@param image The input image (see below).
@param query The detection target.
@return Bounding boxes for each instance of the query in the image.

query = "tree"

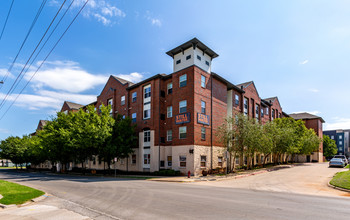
[323,135,337,158]
[0,136,26,169]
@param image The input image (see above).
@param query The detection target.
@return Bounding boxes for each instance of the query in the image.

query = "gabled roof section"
[289,112,325,123]
[263,97,277,103]
[166,38,219,58]
[236,81,253,89]
[65,101,83,110]
[282,111,290,117]
[211,72,245,93]
[111,75,134,86]
[261,99,272,107]
[126,74,167,90]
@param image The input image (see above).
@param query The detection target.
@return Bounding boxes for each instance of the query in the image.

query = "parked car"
[333,155,348,165]
[329,158,345,168]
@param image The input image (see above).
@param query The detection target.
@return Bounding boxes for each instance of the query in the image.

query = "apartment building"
[323,129,350,157]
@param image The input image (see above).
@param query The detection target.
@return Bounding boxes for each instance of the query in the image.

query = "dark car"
[329,158,345,168]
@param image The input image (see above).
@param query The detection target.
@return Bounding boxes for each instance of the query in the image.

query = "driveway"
[193,162,349,197]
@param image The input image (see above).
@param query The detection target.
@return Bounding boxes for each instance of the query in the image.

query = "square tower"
[166,38,219,73]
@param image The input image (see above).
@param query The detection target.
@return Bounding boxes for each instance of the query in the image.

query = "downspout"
[210,75,213,170]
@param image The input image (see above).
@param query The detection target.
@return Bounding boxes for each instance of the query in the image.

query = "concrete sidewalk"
[148,164,297,183]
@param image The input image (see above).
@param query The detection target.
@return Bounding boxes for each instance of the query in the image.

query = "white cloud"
[115,72,144,83]
[300,59,309,65]
[146,11,162,27]
[0,128,10,134]
[308,88,319,93]
[25,60,108,93]
[324,117,350,130]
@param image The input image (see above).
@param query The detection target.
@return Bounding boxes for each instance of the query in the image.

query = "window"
[197,55,201,61]
[255,104,259,119]
[201,75,206,88]
[144,102,151,119]
[272,109,275,119]
[108,98,113,107]
[265,107,269,115]
[201,101,206,114]
[144,130,150,142]
[160,160,165,167]
[176,59,181,64]
[235,94,239,106]
[331,135,334,139]
[167,83,173,94]
[179,156,186,168]
[279,113,282,118]
[121,96,125,105]
[167,130,172,141]
[132,113,137,123]
[132,155,136,164]
[205,61,209,66]
[132,92,137,102]
[93,156,96,165]
[218,157,223,167]
[122,115,125,119]
[179,126,187,139]
[144,86,151,98]
[179,74,187,87]
[167,106,173,118]
[186,55,191,60]
[201,156,206,167]
[99,104,102,113]
[339,136,343,139]
[201,127,206,140]
[144,154,150,165]
[167,156,172,167]
[339,141,343,145]
[179,100,187,113]
[244,98,248,115]
[261,108,264,118]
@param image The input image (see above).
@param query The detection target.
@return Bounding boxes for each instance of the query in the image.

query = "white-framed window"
[218,157,223,167]
[108,98,113,115]
[132,92,137,102]
[144,85,151,98]
[144,102,151,119]
[201,127,206,140]
[179,156,186,168]
[339,135,343,140]
[261,108,264,118]
[244,98,248,115]
[201,156,206,167]
[132,113,136,123]
[167,106,173,118]
[167,83,173,94]
[167,130,172,141]
[339,141,343,145]
[144,154,150,165]
[265,107,269,115]
[331,135,334,139]
[121,96,125,105]
[201,75,206,88]
[179,74,187,87]
[179,126,187,139]
[144,130,150,142]
[201,101,206,114]
[179,100,187,113]
[255,104,259,119]
[235,94,239,106]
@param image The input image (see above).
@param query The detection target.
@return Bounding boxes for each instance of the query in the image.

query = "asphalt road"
[0,166,349,220]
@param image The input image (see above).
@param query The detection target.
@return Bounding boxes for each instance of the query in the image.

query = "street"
[0,163,349,220]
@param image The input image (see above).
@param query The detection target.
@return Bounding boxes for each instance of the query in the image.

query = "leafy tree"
[0,136,26,169]
[323,135,337,158]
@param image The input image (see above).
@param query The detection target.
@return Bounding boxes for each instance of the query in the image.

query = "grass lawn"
[0,180,44,205]
[345,164,349,169]
[330,171,350,190]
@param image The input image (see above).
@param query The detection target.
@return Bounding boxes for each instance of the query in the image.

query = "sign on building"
[175,113,191,124]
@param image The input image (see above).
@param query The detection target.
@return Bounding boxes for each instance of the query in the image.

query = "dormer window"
[197,55,201,61]
[176,59,181,64]
[186,55,191,60]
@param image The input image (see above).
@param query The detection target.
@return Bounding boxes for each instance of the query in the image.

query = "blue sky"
[0,0,349,139]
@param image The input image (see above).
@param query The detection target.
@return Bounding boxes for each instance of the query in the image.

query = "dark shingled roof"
[289,112,325,123]
[166,38,219,58]
[65,101,84,110]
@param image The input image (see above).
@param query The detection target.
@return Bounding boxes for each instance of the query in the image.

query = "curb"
[0,193,49,209]
[327,182,350,193]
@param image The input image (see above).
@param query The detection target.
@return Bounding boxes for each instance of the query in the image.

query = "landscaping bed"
[0,180,44,205]
[330,171,350,190]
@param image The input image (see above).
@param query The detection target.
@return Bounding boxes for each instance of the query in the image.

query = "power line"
[13,0,76,94]
[0,0,47,90]
[0,0,89,121]
[0,0,15,41]
[0,0,67,110]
